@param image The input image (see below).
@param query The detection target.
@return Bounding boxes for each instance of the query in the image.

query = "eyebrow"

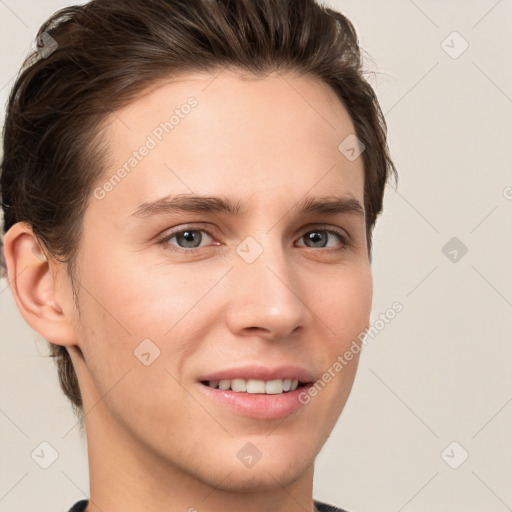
[131,193,365,220]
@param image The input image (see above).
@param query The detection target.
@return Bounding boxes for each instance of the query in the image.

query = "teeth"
[206,378,300,394]
[218,379,230,390]
[231,378,247,392]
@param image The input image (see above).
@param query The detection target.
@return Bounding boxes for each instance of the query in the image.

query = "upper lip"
[198,365,315,383]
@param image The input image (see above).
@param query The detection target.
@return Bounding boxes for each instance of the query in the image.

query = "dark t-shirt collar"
[67,498,348,511]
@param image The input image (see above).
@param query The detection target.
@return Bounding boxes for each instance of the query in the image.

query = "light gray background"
[1,1,511,511]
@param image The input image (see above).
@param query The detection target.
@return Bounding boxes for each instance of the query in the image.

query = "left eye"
[297,229,345,249]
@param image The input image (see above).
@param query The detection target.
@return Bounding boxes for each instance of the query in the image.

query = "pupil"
[307,231,326,247]
[178,230,201,248]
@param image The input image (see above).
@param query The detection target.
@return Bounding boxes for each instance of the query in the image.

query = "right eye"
[159,225,219,252]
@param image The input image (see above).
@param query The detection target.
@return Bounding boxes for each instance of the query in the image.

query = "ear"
[2,222,78,347]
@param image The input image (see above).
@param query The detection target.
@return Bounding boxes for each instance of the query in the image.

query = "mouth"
[196,371,315,420]
[196,365,316,420]
[199,378,311,395]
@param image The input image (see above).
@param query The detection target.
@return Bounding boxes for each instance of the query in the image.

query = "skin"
[4,69,373,512]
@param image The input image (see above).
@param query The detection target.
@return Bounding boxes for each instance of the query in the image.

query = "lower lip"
[196,382,311,420]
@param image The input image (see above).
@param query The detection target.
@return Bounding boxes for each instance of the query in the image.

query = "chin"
[196,440,315,493]
[208,462,309,493]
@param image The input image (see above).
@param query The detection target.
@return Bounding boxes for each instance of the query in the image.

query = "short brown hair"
[0,0,397,423]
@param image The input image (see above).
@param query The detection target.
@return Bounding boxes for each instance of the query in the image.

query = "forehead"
[94,70,364,217]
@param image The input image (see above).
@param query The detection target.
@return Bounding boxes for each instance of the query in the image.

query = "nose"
[224,243,312,342]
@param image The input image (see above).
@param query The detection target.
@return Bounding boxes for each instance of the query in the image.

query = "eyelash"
[157,224,351,254]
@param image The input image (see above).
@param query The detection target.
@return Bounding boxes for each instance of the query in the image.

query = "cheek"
[73,273,193,434]
[318,265,373,349]
[297,267,372,452]
[73,250,215,403]
[78,245,196,340]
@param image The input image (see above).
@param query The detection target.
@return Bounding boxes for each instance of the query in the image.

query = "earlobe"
[2,222,77,347]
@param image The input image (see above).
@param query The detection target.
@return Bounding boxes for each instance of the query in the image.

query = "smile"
[202,378,304,394]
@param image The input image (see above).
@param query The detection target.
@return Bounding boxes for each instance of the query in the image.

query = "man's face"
[66,70,372,491]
